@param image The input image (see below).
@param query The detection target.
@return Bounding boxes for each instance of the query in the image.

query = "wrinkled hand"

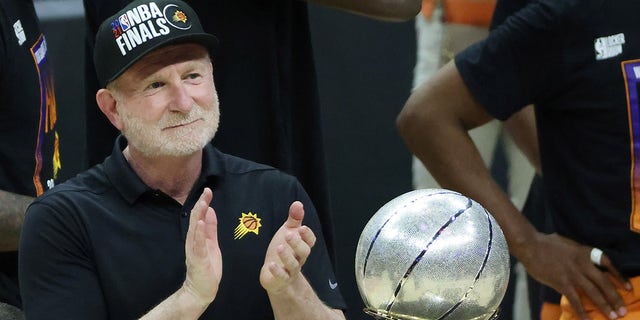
[260,201,317,294]
[183,188,222,306]
[521,233,630,319]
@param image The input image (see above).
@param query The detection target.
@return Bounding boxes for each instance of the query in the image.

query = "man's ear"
[96,88,124,131]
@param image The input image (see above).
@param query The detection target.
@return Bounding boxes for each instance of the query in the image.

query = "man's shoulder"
[219,152,275,172]
[214,150,295,180]
[530,0,602,23]
[34,164,112,205]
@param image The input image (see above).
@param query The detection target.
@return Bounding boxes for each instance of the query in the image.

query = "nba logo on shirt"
[13,20,25,45]
[594,33,625,60]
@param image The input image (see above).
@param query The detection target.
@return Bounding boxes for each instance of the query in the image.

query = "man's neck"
[123,147,202,204]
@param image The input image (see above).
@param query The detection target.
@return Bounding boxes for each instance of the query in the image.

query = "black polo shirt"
[19,136,346,319]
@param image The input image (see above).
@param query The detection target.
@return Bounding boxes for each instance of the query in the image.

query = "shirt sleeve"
[454,0,570,120]
[19,201,108,319]
[489,0,530,30]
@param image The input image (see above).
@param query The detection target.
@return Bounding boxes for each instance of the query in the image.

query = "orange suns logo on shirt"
[234,212,262,240]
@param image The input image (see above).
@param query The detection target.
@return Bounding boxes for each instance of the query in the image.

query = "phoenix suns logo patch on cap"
[164,4,191,29]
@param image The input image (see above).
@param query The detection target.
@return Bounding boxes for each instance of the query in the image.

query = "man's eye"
[149,82,163,89]
[188,73,201,80]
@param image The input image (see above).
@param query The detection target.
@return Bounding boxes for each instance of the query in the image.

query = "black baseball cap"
[93,0,218,87]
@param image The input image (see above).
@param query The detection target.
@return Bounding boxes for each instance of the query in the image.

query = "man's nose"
[168,83,193,112]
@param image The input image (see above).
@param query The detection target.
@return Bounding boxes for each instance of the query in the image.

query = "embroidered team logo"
[164,4,191,30]
[595,33,625,60]
[171,8,188,25]
[234,212,262,240]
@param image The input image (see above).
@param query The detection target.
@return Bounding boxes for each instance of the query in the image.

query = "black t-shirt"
[19,136,346,319]
[0,0,60,199]
[456,0,640,275]
[489,0,530,29]
[0,0,61,308]
[83,0,336,263]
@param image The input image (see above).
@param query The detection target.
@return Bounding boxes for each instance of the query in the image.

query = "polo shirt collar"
[103,135,223,205]
[102,135,147,204]
[201,140,223,179]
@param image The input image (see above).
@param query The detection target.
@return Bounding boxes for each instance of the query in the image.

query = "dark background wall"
[37,2,415,319]
[308,5,414,320]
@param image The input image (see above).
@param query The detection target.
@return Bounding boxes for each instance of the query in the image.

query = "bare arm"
[261,202,345,320]
[396,60,629,319]
[503,105,542,175]
[0,189,34,251]
[306,0,420,22]
[397,60,537,259]
[140,188,222,320]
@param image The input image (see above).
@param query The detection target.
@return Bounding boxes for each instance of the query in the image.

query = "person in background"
[398,0,640,319]
[412,1,551,318]
[0,0,63,318]
[82,0,421,266]
[19,0,346,318]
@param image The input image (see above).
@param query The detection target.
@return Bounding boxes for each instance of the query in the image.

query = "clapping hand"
[183,188,223,307]
[260,201,317,294]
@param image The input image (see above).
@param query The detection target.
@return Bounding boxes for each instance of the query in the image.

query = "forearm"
[417,124,537,255]
[0,189,34,251]
[397,66,541,262]
[307,0,420,22]
[268,275,345,320]
[503,104,542,175]
[139,286,210,320]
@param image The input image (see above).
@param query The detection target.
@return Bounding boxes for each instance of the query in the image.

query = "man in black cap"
[82,0,422,270]
[18,0,346,319]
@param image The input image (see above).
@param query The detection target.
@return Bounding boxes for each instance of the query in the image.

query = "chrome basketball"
[355,189,510,320]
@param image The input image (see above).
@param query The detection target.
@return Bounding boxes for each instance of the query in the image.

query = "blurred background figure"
[412,1,549,319]
[413,0,533,237]
[398,0,639,319]
[0,0,65,318]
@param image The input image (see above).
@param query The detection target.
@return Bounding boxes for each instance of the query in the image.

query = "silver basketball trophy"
[355,189,510,320]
